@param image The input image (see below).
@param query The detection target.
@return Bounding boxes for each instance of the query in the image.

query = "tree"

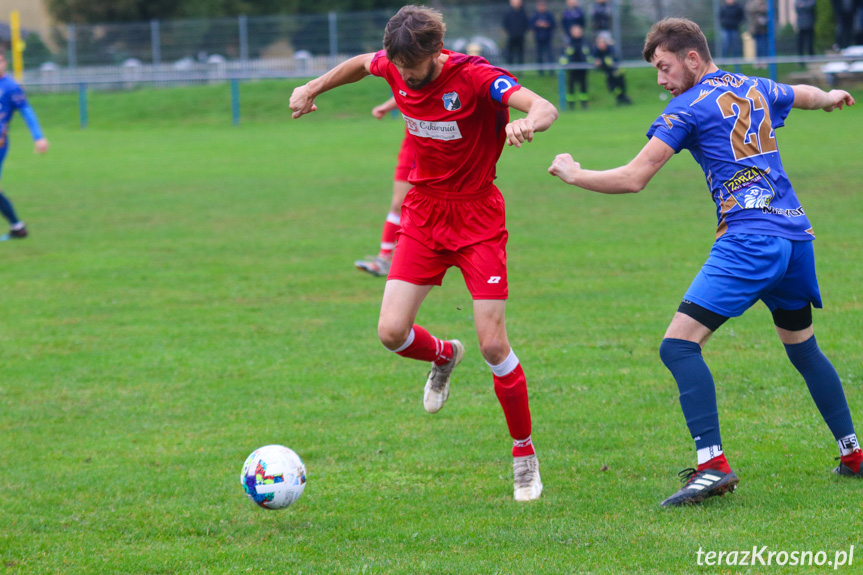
[45,0,492,24]
[44,0,184,24]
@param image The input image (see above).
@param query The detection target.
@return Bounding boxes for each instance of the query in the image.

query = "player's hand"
[34,138,49,154]
[823,90,855,112]
[371,105,388,119]
[548,153,581,185]
[505,118,535,147]
[290,84,318,119]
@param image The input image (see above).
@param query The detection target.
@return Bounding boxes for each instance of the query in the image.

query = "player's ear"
[434,42,444,58]
[686,50,699,70]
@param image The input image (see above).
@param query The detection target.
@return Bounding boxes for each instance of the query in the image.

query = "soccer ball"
[241,445,306,510]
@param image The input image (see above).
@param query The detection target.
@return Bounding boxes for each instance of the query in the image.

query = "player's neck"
[431,53,449,84]
[696,63,720,84]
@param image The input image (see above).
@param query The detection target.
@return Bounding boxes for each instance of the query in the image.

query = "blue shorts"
[0,146,6,180]
[684,234,822,318]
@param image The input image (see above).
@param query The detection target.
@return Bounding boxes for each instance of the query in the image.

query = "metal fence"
[19,0,842,93]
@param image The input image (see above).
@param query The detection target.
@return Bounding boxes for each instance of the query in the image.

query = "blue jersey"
[0,75,39,149]
[647,70,813,241]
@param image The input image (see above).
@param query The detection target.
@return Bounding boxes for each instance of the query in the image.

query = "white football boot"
[423,340,465,413]
[513,454,543,501]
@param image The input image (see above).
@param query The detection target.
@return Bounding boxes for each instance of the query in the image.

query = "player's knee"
[377,319,411,351]
[659,338,700,368]
[478,338,509,365]
[658,338,675,367]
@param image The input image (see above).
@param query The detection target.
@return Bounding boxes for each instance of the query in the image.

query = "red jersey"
[369,50,522,196]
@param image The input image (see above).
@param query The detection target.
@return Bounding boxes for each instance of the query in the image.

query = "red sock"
[697,453,731,474]
[493,364,533,456]
[378,213,400,260]
[513,436,535,458]
[395,325,453,365]
[841,449,863,474]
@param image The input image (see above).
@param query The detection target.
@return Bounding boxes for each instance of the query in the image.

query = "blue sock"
[0,192,20,225]
[784,336,855,440]
[659,338,722,450]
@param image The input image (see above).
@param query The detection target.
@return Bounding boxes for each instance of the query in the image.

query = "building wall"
[0,0,52,35]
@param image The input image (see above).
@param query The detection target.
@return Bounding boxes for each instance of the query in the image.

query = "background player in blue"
[0,50,49,241]
[548,18,860,507]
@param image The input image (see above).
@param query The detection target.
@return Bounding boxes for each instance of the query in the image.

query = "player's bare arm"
[290,53,375,119]
[548,136,674,193]
[791,85,855,112]
[372,96,398,119]
[504,88,558,147]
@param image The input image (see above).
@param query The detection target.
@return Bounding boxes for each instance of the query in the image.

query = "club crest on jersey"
[722,167,775,210]
[442,92,461,111]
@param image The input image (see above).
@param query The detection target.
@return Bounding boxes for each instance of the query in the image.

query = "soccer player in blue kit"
[0,50,49,241]
[548,18,860,506]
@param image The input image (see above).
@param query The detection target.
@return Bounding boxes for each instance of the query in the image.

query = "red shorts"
[388,185,509,300]
[393,136,416,182]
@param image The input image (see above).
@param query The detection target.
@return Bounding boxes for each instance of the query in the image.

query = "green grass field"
[1,69,861,574]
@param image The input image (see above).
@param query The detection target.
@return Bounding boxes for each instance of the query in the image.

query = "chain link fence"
[17,0,860,93]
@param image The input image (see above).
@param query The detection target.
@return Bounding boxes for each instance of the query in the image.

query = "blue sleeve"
[20,105,44,141]
[9,83,29,110]
[760,78,795,129]
[646,102,696,153]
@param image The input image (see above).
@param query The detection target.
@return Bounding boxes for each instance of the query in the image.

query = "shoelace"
[677,468,699,485]
[514,457,538,486]
[427,359,454,391]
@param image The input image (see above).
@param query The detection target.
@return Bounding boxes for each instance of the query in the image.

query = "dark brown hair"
[642,18,712,64]
[383,5,446,66]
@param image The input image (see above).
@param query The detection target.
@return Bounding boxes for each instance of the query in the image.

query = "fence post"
[67,24,77,72]
[239,15,249,63]
[767,0,777,81]
[78,83,88,129]
[151,19,162,67]
[328,12,338,65]
[231,78,240,126]
[557,67,567,112]
[612,0,622,56]
[712,0,722,59]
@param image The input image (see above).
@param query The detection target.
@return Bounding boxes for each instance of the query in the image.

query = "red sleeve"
[468,60,522,108]
[369,50,389,79]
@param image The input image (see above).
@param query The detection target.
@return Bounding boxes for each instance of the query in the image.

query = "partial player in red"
[354,96,415,277]
[291,5,558,500]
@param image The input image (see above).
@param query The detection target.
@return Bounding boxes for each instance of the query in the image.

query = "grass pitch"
[1,70,861,574]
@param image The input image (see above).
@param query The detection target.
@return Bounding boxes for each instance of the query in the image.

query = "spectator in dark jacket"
[561,0,586,40]
[503,0,531,65]
[591,0,613,33]
[796,0,817,57]
[593,33,631,105]
[720,0,746,58]
[746,0,769,60]
[531,0,556,75]
[830,0,858,49]
[560,24,590,109]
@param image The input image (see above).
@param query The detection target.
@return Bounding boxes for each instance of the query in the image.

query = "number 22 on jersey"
[717,85,779,161]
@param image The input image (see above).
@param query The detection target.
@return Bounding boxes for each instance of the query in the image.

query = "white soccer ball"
[241,444,306,510]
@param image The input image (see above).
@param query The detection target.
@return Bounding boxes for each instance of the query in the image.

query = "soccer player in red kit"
[290,5,558,501]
